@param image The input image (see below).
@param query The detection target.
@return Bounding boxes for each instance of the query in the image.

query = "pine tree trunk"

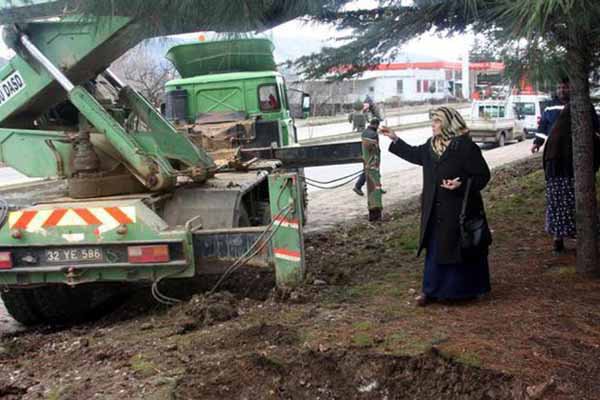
[567,44,599,276]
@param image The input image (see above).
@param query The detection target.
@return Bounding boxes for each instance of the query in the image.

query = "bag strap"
[459,178,473,223]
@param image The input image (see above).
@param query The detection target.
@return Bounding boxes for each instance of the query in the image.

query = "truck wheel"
[1,289,42,326]
[30,284,126,325]
[498,133,506,147]
[30,285,94,324]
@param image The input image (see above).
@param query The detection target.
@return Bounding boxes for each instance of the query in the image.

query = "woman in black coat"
[380,106,492,306]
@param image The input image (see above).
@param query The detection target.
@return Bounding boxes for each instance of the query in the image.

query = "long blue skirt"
[423,234,491,300]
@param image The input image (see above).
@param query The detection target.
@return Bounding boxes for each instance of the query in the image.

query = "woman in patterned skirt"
[536,98,600,254]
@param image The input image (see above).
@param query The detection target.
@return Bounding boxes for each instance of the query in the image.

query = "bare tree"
[111,45,178,107]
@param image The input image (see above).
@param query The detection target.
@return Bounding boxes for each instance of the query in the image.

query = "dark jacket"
[389,135,491,264]
[537,102,600,178]
[533,98,565,147]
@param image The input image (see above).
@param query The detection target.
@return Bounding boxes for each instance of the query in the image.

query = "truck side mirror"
[301,93,311,118]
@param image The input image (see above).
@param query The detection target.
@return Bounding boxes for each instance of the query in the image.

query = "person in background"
[355,118,384,222]
[531,77,600,254]
[353,101,386,197]
[363,94,383,121]
[348,101,368,132]
[380,106,492,306]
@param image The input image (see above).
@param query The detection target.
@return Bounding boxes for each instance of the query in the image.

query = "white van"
[508,94,551,138]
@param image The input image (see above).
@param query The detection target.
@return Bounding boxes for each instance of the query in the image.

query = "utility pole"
[462,46,470,99]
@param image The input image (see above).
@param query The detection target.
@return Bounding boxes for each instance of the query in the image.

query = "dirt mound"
[171,291,239,334]
[227,323,300,348]
[173,348,523,399]
[487,155,541,188]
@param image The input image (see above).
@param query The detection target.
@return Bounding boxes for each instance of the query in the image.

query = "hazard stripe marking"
[27,210,52,232]
[42,209,67,228]
[8,206,137,232]
[74,208,102,225]
[13,210,37,230]
[273,248,302,262]
[104,207,133,225]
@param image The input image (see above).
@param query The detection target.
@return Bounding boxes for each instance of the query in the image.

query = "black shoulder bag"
[459,178,489,249]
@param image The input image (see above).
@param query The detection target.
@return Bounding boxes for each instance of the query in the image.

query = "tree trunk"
[567,44,599,276]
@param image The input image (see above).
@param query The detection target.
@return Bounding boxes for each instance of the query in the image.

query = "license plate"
[45,248,103,263]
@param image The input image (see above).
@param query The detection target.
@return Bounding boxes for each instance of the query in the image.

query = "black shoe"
[552,239,564,255]
[368,209,382,222]
[353,187,364,196]
[415,293,430,307]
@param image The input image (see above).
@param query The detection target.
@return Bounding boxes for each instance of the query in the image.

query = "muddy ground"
[1,156,599,399]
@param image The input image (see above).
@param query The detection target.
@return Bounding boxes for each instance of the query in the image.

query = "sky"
[266,0,473,63]
[268,19,473,63]
[0,0,474,64]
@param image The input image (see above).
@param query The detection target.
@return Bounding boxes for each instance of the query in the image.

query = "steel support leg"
[268,173,305,287]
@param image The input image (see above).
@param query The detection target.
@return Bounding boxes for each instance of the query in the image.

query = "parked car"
[468,100,525,147]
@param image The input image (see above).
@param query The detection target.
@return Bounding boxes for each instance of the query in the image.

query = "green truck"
[163,39,308,158]
[0,2,360,325]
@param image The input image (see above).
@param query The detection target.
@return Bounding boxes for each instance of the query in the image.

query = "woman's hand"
[440,177,462,191]
[379,126,398,141]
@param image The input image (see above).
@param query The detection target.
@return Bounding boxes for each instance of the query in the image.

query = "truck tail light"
[128,245,170,264]
[0,252,13,269]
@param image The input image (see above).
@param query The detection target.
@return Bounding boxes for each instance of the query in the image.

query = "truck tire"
[498,132,506,147]
[30,285,95,324]
[1,289,43,326]
[29,284,127,325]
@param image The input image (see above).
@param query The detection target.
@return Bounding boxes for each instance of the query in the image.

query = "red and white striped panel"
[273,248,302,263]
[9,206,136,233]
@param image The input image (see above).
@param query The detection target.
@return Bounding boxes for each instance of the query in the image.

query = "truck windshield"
[259,84,281,112]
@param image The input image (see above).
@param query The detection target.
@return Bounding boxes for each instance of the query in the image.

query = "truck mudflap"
[0,199,193,286]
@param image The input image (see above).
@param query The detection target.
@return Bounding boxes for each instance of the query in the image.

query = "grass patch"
[440,349,483,368]
[544,265,577,277]
[321,286,365,304]
[352,332,374,347]
[130,354,158,378]
[352,321,373,331]
[382,330,449,356]
[46,386,76,400]
[47,388,61,400]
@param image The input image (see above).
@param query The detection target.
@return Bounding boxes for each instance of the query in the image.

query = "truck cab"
[162,39,307,165]
[165,71,297,148]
